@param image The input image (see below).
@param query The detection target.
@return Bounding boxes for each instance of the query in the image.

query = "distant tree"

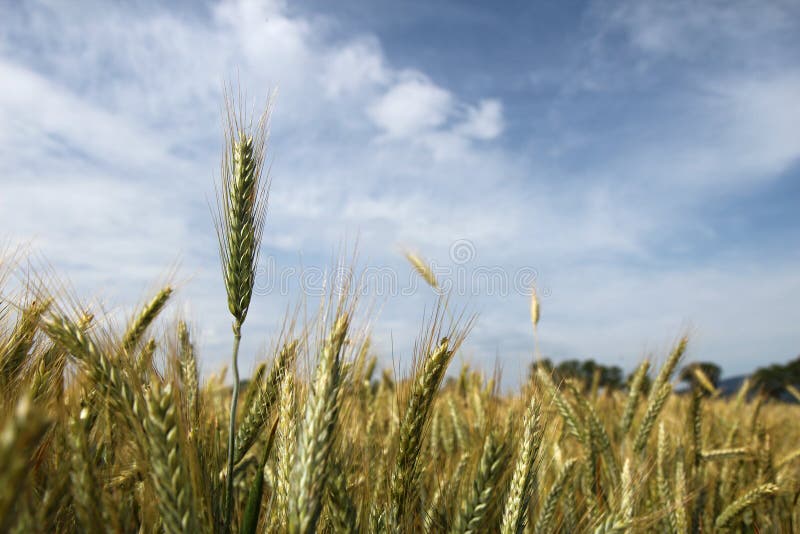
[528,358,623,391]
[752,355,800,398]
[529,358,554,374]
[602,365,623,390]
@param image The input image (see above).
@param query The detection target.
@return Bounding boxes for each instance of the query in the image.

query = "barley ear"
[42,314,146,434]
[656,423,677,533]
[673,446,688,534]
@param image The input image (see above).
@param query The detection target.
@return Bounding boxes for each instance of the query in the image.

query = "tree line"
[529,355,800,399]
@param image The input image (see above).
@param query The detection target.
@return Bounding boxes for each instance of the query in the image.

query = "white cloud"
[367,76,454,138]
[322,38,388,97]
[0,61,174,177]
[455,99,504,140]
[711,74,800,179]
[600,0,797,60]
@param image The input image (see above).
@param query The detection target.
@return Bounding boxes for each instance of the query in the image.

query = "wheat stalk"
[392,337,454,526]
[288,313,349,534]
[234,340,297,464]
[144,380,194,534]
[500,392,543,534]
[619,360,649,436]
[533,458,577,534]
[633,382,672,454]
[213,89,273,529]
[452,431,507,534]
[67,407,104,534]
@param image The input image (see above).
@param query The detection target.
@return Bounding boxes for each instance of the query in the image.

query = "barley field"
[1,99,799,534]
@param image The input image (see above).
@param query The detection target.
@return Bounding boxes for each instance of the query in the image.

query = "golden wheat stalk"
[67,407,104,534]
[452,431,507,534]
[288,314,349,533]
[500,392,543,534]
[392,337,454,527]
[144,380,194,534]
[533,458,577,534]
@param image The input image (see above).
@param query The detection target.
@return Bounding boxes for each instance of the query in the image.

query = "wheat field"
[1,98,799,533]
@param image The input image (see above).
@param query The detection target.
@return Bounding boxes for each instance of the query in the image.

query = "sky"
[1,0,799,385]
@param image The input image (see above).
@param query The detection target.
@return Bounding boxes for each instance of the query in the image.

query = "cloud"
[598,0,798,61]
[322,38,388,97]
[455,99,504,140]
[367,76,454,138]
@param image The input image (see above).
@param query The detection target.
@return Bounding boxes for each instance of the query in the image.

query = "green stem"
[225,321,242,532]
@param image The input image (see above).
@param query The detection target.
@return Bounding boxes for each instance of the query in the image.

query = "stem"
[225,321,242,532]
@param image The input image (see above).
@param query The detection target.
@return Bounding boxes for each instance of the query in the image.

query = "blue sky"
[1,0,799,384]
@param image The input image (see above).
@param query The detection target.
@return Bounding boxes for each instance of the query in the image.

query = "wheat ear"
[404,250,439,289]
[452,431,507,534]
[144,380,194,534]
[42,314,145,433]
[619,360,649,436]
[122,286,172,353]
[391,338,454,526]
[67,407,104,534]
[633,382,671,454]
[276,364,296,523]
[235,340,297,464]
[714,483,779,530]
[500,393,543,534]
[288,314,349,534]
[533,458,577,534]
[177,320,199,429]
[0,298,51,388]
